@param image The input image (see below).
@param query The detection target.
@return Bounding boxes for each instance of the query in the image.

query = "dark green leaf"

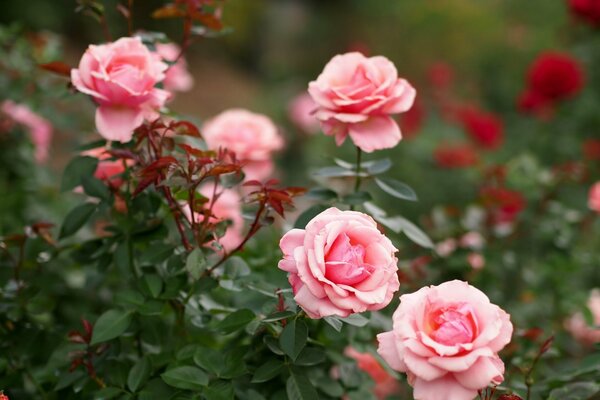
[185,248,207,280]
[306,187,338,201]
[341,191,372,205]
[279,319,308,361]
[375,177,417,201]
[93,387,122,399]
[340,314,370,327]
[82,175,111,200]
[294,348,326,366]
[59,203,97,239]
[61,156,98,191]
[203,380,234,400]
[216,309,256,334]
[91,309,132,345]
[294,204,329,229]
[323,316,343,332]
[313,166,355,178]
[141,274,163,298]
[127,357,152,392]
[365,158,392,175]
[286,370,318,400]
[194,347,223,376]
[161,366,208,390]
[251,359,284,383]
[262,311,296,323]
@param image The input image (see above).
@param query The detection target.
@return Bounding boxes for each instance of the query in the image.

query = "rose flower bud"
[71,37,170,142]
[308,52,416,152]
[278,207,400,318]
[377,280,513,400]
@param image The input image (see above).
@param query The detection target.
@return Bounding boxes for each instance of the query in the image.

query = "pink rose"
[467,253,485,270]
[308,52,416,152]
[1,100,52,163]
[71,37,170,142]
[565,289,600,345]
[82,147,131,189]
[344,347,400,399]
[278,207,399,318]
[377,280,513,400]
[588,182,600,213]
[460,232,485,250]
[436,238,457,257]
[288,93,320,134]
[155,43,194,93]
[202,109,284,181]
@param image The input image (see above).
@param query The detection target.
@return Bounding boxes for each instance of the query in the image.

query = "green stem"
[350,146,362,211]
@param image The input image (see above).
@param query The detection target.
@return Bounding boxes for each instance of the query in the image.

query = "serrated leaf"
[127,358,151,392]
[286,370,318,400]
[161,366,208,390]
[375,177,417,201]
[251,359,284,383]
[91,309,132,345]
[279,319,307,361]
[59,203,97,239]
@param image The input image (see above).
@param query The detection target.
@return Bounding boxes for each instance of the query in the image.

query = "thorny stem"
[350,146,362,211]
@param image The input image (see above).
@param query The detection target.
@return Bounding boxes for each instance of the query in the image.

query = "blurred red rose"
[480,186,526,224]
[583,139,600,160]
[427,61,454,90]
[399,97,425,139]
[568,0,600,27]
[434,144,479,169]
[458,107,504,150]
[517,89,553,118]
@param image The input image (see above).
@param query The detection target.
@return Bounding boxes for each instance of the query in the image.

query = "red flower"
[433,144,479,169]
[480,186,526,224]
[583,139,600,160]
[427,61,454,90]
[517,89,553,117]
[0,393,9,400]
[528,52,583,101]
[399,97,425,139]
[568,0,600,27]
[458,107,504,150]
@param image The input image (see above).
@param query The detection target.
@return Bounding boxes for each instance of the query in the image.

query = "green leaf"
[294,348,326,366]
[286,370,318,400]
[365,158,392,175]
[294,204,329,229]
[82,175,111,200]
[313,165,355,178]
[279,319,308,361]
[340,314,370,327]
[216,309,256,334]
[548,382,600,400]
[375,177,417,201]
[161,366,208,390]
[138,378,175,400]
[185,248,207,280]
[203,380,234,400]
[224,256,251,279]
[251,359,284,383]
[141,274,163,298]
[91,309,132,345]
[194,347,223,376]
[59,203,97,239]
[341,191,372,205]
[61,155,99,191]
[316,376,344,397]
[127,357,152,392]
[93,387,123,399]
[262,311,296,323]
[396,217,434,248]
[323,316,343,332]
[264,335,284,355]
[306,187,338,201]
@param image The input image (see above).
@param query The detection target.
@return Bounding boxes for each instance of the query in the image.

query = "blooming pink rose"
[155,43,194,93]
[71,37,170,142]
[588,182,600,213]
[278,207,399,318]
[565,289,600,345]
[308,52,416,152]
[288,93,320,134]
[344,347,400,399]
[1,100,52,163]
[377,280,513,400]
[203,109,284,181]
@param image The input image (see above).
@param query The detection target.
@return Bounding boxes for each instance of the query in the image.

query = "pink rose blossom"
[71,37,170,142]
[377,280,513,400]
[82,147,130,189]
[565,289,600,345]
[278,207,400,318]
[460,232,485,250]
[467,253,485,270]
[288,92,320,134]
[1,100,52,163]
[436,238,457,257]
[202,109,284,181]
[308,52,416,152]
[155,43,194,93]
[588,182,600,213]
[344,347,400,399]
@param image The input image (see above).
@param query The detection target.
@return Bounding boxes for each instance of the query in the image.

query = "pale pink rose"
[155,43,194,93]
[467,253,485,270]
[71,37,170,142]
[308,52,416,152]
[1,100,52,163]
[81,147,131,189]
[565,289,600,345]
[278,207,400,318]
[203,109,284,181]
[588,182,600,213]
[183,186,244,252]
[344,347,400,399]
[436,238,457,257]
[460,232,485,250]
[288,93,320,134]
[377,280,513,400]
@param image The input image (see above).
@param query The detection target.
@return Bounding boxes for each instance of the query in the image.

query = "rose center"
[428,303,478,345]
[324,233,373,285]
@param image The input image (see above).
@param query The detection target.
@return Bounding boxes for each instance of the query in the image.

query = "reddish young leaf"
[170,120,202,137]
[539,335,554,355]
[133,176,158,197]
[152,4,185,18]
[39,61,72,77]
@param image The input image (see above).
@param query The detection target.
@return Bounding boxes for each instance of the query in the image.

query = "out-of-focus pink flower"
[1,100,52,163]
[308,52,416,152]
[287,93,320,134]
[82,147,131,189]
[71,37,170,142]
[278,207,399,318]
[377,280,513,400]
[203,109,284,181]
[434,144,479,169]
[155,43,194,93]
[565,289,600,345]
[467,252,485,270]
[458,107,504,150]
[428,61,454,90]
[460,231,485,250]
[568,0,600,27]
[588,182,600,213]
[344,347,400,399]
[436,238,457,257]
